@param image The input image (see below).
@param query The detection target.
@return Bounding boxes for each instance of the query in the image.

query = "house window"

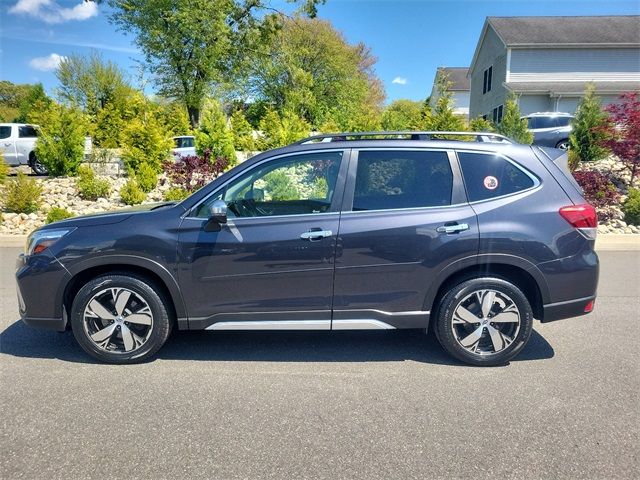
[483,66,493,94]
[492,105,504,124]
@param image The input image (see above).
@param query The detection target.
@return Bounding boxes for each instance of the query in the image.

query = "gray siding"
[518,95,553,115]
[510,48,640,82]
[469,26,508,119]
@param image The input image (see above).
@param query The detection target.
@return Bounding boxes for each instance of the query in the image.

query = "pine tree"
[195,100,237,165]
[497,94,533,144]
[569,84,610,163]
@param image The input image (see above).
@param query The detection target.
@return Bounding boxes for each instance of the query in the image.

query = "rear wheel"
[434,277,533,366]
[71,274,172,364]
[29,153,48,176]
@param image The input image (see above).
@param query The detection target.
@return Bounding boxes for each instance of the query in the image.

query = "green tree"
[120,110,173,173]
[258,108,310,149]
[569,84,610,163]
[381,100,424,131]
[468,116,495,132]
[424,74,466,132]
[497,93,534,144]
[230,109,255,151]
[32,103,89,176]
[195,100,237,164]
[107,0,324,128]
[0,81,51,122]
[56,52,131,117]
[156,100,192,137]
[248,15,384,130]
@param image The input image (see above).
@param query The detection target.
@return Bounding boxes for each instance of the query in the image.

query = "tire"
[71,274,172,364]
[30,153,48,176]
[556,139,570,151]
[434,277,533,366]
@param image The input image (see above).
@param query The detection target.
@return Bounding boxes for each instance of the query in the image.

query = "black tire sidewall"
[71,274,171,364]
[435,277,533,366]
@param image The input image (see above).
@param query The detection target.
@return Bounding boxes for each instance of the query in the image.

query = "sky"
[1,0,639,103]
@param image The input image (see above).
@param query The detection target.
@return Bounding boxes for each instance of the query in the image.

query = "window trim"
[185,149,350,220]
[454,149,541,205]
[340,148,466,214]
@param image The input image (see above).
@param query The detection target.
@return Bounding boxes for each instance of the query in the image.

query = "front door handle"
[300,229,332,241]
[436,223,469,234]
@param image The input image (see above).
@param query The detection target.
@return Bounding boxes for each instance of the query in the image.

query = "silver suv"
[523,112,573,151]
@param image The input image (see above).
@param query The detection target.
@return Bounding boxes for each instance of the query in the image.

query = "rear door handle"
[436,223,469,234]
[300,229,332,241]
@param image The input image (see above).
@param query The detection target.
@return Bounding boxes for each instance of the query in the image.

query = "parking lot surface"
[1,248,638,479]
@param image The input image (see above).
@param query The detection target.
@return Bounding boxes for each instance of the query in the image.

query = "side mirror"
[209,200,228,224]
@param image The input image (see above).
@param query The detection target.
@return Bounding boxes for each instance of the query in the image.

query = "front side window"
[18,126,37,138]
[352,150,452,211]
[556,116,572,127]
[196,151,343,218]
[0,126,11,139]
[458,152,535,202]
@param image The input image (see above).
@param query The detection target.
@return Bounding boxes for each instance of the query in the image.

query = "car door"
[0,125,18,165]
[332,148,479,330]
[177,149,348,330]
[15,125,37,165]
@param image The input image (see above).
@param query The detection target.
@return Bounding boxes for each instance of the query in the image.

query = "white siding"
[509,48,640,82]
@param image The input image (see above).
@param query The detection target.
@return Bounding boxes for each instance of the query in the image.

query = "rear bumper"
[541,295,596,323]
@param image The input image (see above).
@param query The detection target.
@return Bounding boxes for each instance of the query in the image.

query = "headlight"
[25,228,75,256]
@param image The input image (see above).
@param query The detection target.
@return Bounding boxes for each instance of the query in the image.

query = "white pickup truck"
[0,123,48,175]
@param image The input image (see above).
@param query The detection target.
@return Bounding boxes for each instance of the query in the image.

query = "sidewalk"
[1,233,638,250]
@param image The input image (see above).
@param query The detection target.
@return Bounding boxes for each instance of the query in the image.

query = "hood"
[42,202,181,229]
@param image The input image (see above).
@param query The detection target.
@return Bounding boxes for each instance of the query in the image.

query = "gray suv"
[524,112,574,150]
[16,131,599,366]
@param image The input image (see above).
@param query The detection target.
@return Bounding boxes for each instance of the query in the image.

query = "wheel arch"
[424,255,549,321]
[62,256,187,325]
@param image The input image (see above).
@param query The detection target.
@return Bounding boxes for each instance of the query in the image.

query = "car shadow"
[0,320,554,366]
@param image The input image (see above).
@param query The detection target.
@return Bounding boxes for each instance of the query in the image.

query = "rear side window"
[556,116,572,127]
[18,126,37,138]
[352,150,452,211]
[458,152,535,202]
[0,126,11,139]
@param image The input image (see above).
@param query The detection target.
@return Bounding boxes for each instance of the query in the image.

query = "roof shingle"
[488,16,640,46]
[437,67,470,91]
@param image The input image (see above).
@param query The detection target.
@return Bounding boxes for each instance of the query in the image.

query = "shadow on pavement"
[0,320,554,366]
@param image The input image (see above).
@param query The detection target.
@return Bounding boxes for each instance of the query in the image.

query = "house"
[468,16,640,121]
[429,67,470,118]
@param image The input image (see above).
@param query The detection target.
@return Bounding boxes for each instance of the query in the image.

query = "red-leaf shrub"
[164,150,228,192]
[572,170,620,221]
[601,92,640,187]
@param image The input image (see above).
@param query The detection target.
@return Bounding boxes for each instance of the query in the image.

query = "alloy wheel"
[83,287,154,354]
[451,289,521,356]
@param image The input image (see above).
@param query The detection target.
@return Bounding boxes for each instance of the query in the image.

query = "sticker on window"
[483,176,499,190]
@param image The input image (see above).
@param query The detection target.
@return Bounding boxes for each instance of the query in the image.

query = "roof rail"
[294,131,513,145]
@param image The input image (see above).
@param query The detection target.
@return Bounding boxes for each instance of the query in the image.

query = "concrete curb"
[1,233,638,250]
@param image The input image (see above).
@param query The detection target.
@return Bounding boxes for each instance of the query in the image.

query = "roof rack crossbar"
[294,131,513,145]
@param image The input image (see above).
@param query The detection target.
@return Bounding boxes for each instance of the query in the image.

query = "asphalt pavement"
[1,247,638,479]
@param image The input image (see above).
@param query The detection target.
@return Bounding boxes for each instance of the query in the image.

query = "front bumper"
[16,250,70,331]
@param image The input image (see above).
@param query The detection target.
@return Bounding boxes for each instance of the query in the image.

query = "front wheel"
[556,139,570,151]
[434,278,533,366]
[71,274,172,364]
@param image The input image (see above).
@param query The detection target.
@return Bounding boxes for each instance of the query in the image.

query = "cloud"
[29,53,66,71]
[392,77,408,85]
[10,0,98,24]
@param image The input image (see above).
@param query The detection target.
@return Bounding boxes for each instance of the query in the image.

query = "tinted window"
[531,116,556,129]
[352,150,452,211]
[556,116,572,127]
[196,152,343,218]
[0,126,10,139]
[18,126,37,138]
[458,152,535,202]
[175,137,194,148]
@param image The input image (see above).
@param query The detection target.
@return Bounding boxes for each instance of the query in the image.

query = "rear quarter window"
[458,152,535,202]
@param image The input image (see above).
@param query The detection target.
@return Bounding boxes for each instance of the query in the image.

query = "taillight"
[559,203,598,239]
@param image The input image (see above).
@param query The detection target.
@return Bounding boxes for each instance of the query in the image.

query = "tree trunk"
[187,106,200,129]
